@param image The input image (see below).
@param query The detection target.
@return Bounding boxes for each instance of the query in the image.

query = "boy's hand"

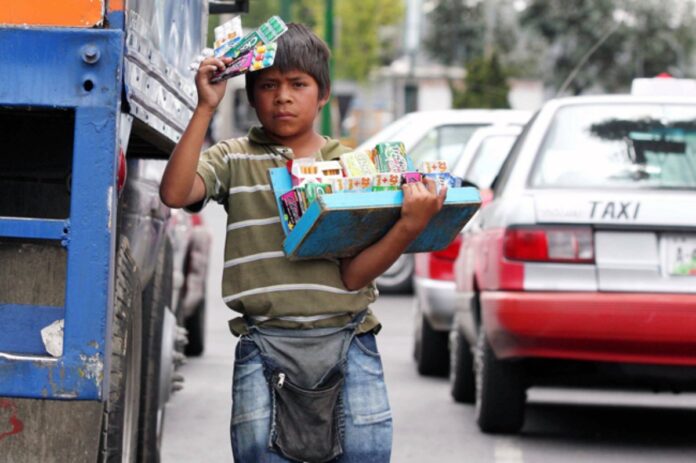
[399,178,447,238]
[195,57,232,113]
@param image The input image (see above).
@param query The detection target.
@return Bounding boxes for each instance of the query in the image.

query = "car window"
[493,112,538,195]
[408,124,485,169]
[530,103,696,189]
[464,134,517,188]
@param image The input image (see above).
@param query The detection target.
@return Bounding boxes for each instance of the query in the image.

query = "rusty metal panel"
[0,0,105,28]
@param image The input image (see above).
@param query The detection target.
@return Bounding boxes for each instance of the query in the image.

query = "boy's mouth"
[274,112,296,120]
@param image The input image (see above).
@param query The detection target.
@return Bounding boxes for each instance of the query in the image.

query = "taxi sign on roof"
[631,75,696,97]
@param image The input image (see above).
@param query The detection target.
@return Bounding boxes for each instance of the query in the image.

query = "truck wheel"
[100,238,142,463]
[414,303,449,376]
[450,328,475,403]
[474,331,526,434]
[138,240,173,463]
[184,299,206,357]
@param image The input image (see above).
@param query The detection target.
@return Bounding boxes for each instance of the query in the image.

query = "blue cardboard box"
[269,167,481,260]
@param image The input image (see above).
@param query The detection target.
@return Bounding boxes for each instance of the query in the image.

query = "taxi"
[452,78,696,433]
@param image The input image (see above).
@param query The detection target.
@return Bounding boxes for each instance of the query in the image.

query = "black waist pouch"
[271,370,344,463]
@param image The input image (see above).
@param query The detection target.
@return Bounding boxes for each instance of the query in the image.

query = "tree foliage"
[423,0,486,66]
[239,0,403,81]
[521,0,696,94]
[453,53,510,108]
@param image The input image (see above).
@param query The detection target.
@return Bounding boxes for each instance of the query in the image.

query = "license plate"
[663,234,696,276]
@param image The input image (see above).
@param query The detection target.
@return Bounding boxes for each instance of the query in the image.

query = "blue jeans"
[230,332,393,462]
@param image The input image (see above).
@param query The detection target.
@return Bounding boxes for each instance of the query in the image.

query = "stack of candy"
[278,141,460,230]
[207,16,288,83]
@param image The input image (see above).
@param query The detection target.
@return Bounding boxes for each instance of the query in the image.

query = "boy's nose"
[274,86,292,104]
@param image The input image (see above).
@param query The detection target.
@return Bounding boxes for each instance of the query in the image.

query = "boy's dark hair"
[245,23,331,104]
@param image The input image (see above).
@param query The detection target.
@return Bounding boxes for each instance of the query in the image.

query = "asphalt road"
[161,206,696,463]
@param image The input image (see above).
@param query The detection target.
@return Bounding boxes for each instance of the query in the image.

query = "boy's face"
[250,68,329,142]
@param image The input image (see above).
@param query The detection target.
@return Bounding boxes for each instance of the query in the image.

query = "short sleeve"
[186,141,232,212]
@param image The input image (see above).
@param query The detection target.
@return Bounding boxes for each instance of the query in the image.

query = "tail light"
[503,227,594,263]
[428,235,463,281]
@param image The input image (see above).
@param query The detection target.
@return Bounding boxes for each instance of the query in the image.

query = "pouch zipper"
[276,372,286,389]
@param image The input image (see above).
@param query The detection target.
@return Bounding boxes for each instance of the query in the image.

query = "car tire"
[450,328,475,403]
[184,299,206,357]
[376,254,414,294]
[475,331,525,434]
[100,238,142,463]
[138,240,173,463]
[414,305,449,376]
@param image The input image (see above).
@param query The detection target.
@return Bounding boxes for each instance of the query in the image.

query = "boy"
[160,24,445,462]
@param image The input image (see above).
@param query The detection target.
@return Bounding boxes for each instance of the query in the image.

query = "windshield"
[530,103,696,189]
[465,134,517,188]
[409,124,485,169]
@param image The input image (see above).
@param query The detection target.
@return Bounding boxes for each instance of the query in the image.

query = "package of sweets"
[211,42,278,83]
[280,190,302,229]
[420,160,448,174]
[304,182,333,206]
[210,51,254,83]
[372,173,401,191]
[401,172,423,184]
[339,150,377,177]
[423,172,457,194]
[224,16,288,60]
[374,142,408,173]
[213,16,243,58]
[332,176,373,192]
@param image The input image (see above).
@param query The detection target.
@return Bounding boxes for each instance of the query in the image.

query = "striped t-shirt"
[192,127,379,334]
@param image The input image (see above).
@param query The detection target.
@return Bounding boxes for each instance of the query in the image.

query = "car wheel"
[450,328,475,403]
[474,331,525,434]
[376,254,414,294]
[414,303,449,376]
[184,299,206,357]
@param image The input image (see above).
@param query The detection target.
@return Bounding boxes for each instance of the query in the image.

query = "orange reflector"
[0,0,105,28]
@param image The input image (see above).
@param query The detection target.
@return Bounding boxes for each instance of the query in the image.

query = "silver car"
[357,109,531,293]
[452,88,696,434]
[413,126,523,375]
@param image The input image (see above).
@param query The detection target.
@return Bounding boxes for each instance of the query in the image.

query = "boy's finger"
[402,182,413,201]
[423,178,437,195]
[437,185,447,207]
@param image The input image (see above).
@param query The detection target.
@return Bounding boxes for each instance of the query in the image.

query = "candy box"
[372,173,402,191]
[420,160,448,174]
[340,150,378,177]
[331,176,372,193]
[374,142,409,173]
[268,167,481,260]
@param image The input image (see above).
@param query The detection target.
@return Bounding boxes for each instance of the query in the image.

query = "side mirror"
[209,0,249,14]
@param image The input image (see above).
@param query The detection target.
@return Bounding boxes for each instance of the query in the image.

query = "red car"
[452,88,696,434]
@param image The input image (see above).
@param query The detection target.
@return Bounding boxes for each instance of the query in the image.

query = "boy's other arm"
[160,56,230,208]
[340,179,446,291]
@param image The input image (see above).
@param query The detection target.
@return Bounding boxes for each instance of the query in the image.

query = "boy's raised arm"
[160,56,231,208]
[340,179,446,291]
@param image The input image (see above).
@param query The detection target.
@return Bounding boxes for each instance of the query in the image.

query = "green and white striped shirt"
[193,127,379,335]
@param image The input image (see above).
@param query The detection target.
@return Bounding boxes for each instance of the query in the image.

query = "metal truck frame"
[0,1,246,461]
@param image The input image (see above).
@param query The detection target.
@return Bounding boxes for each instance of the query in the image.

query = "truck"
[0,1,246,461]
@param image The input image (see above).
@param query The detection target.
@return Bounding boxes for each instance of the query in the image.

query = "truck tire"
[414,304,449,376]
[184,299,206,357]
[138,240,173,463]
[100,238,143,463]
[450,328,475,403]
[474,331,526,434]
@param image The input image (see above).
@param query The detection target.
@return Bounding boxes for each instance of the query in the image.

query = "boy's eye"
[260,82,277,89]
[293,81,308,88]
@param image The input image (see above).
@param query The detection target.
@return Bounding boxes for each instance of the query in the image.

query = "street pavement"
[161,205,696,463]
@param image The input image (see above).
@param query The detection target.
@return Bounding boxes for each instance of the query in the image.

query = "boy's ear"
[319,87,331,109]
